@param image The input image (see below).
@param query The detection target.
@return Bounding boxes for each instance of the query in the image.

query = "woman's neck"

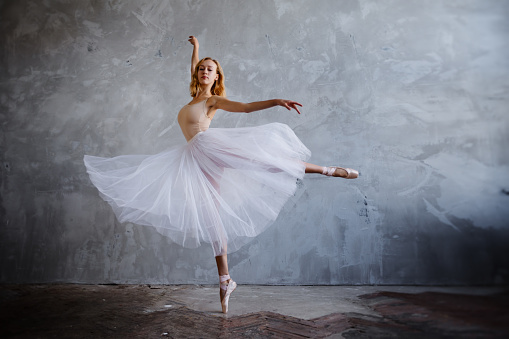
[198,83,213,96]
[196,88,212,100]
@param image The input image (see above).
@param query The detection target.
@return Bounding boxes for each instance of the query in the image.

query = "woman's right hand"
[188,36,199,47]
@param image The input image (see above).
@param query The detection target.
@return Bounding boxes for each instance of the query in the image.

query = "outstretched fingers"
[283,100,303,114]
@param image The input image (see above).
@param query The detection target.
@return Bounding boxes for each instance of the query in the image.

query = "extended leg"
[304,162,359,179]
[304,162,326,174]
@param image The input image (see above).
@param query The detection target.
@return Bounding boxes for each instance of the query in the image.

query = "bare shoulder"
[208,95,228,108]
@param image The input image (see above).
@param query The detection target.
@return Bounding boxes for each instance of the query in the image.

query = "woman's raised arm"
[211,96,302,114]
[188,36,199,77]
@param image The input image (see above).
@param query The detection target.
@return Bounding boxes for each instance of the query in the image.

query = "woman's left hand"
[277,100,302,114]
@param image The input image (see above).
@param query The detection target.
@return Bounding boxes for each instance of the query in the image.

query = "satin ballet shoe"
[323,166,359,179]
[219,274,237,314]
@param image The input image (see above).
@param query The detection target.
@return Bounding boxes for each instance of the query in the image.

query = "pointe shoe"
[323,166,359,179]
[219,274,237,314]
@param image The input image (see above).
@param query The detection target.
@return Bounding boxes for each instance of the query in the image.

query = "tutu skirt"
[84,122,311,255]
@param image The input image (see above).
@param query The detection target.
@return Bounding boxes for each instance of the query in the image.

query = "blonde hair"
[190,57,226,97]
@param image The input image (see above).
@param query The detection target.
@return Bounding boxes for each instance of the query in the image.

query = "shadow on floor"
[0,284,508,338]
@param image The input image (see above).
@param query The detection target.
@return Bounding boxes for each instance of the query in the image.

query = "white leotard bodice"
[177,99,212,141]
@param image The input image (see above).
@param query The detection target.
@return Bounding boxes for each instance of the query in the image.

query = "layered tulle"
[84,122,311,255]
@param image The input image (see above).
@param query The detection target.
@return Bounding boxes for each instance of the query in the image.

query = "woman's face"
[197,60,219,85]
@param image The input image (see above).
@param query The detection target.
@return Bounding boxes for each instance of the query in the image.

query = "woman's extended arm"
[211,96,302,114]
[188,36,199,77]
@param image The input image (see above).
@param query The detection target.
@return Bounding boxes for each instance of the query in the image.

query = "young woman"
[84,36,358,314]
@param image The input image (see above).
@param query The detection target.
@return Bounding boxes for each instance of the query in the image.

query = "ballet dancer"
[84,35,358,314]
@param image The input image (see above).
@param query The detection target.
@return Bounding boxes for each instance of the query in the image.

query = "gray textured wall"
[1,0,508,285]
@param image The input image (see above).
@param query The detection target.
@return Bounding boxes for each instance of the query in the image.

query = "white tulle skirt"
[83,122,311,255]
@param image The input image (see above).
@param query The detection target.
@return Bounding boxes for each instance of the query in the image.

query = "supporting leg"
[215,253,229,302]
[215,254,229,277]
[215,253,237,314]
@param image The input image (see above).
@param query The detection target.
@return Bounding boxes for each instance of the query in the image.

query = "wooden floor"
[1,284,508,338]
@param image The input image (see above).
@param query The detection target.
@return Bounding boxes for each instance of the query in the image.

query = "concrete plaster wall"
[1,0,509,285]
